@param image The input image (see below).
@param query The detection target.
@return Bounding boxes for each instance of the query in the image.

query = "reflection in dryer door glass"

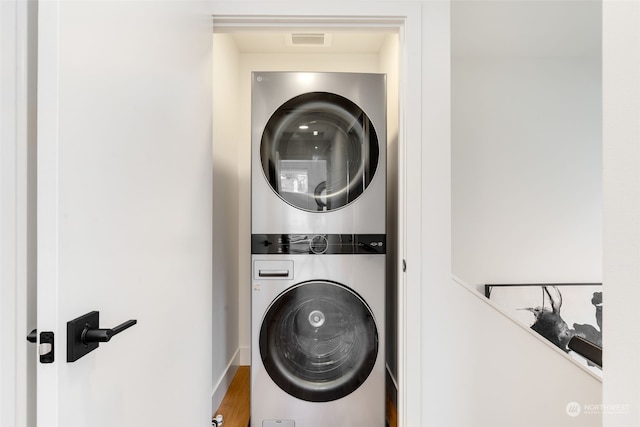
[278,161,328,211]
[261,92,379,212]
[279,168,308,194]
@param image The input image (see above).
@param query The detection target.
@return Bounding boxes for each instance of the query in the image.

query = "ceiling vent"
[286,33,332,47]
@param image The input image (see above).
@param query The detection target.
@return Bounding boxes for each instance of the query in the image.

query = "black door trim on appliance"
[259,280,378,402]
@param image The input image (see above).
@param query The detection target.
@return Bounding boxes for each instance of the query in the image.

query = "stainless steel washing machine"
[250,237,385,427]
[251,72,386,235]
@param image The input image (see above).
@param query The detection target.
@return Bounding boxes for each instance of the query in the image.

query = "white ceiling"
[226,1,601,58]
[230,31,390,54]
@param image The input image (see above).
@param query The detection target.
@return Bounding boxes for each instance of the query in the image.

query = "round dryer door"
[259,281,378,402]
[260,92,380,212]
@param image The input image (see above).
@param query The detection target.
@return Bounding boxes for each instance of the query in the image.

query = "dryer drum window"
[260,92,380,212]
[259,281,378,402]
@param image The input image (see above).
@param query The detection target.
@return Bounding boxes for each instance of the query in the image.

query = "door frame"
[209,2,426,425]
[1,0,37,425]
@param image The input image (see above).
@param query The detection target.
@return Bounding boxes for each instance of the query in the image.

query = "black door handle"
[27,329,37,343]
[82,319,137,344]
[67,311,137,362]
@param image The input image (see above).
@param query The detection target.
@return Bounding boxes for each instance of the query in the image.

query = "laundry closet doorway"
[210,4,425,426]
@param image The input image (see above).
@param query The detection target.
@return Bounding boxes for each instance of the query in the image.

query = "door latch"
[26,329,55,363]
[39,331,55,363]
[67,311,137,362]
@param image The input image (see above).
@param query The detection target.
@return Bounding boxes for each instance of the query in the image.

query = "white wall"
[423,283,604,427]
[421,1,603,426]
[452,56,602,286]
[602,1,640,425]
[212,33,241,410]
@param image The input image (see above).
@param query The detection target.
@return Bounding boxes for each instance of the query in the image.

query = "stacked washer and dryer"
[251,72,386,427]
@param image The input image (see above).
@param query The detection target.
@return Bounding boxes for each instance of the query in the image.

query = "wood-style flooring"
[213,366,397,427]
[214,366,251,427]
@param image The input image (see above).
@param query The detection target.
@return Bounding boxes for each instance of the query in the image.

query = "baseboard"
[239,345,250,365]
[211,349,241,413]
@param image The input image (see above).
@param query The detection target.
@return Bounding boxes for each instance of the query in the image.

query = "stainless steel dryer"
[251,236,385,427]
[251,72,386,235]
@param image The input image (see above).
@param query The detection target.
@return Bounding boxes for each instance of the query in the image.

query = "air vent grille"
[291,33,324,45]
[286,33,332,47]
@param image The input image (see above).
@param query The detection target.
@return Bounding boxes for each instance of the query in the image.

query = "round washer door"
[259,281,378,402]
[260,92,380,212]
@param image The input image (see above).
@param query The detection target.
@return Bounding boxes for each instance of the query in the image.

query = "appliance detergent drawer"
[253,260,294,280]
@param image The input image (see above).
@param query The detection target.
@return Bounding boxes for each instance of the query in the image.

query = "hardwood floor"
[214,366,250,427]
[214,366,397,427]
[386,390,398,427]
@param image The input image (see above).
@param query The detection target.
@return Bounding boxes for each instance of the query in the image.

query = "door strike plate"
[39,331,55,364]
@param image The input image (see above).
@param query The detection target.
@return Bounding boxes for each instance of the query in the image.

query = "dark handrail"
[568,336,602,368]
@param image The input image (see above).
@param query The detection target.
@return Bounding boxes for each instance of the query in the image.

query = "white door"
[37,1,212,426]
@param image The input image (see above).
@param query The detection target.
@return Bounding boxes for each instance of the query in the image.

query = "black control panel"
[251,234,386,255]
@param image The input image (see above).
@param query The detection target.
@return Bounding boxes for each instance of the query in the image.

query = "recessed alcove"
[211,26,401,422]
